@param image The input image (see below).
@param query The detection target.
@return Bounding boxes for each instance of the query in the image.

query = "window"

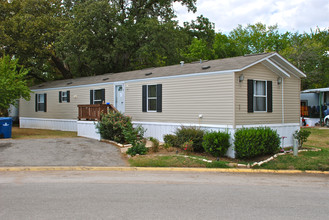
[142,84,162,112]
[59,91,70,103]
[147,85,157,111]
[35,93,47,112]
[254,80,267,111]
[247,79,272,113]
[90,89,105,104]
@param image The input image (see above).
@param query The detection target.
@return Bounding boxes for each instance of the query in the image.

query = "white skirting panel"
[19,117,300,158]
[77,121,100,140]
[19,117,77,131]
[133,121,236,158]
[133,121,300,158]
[301,117,319,127]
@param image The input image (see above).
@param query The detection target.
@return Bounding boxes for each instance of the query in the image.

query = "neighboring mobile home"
[20,53,306,157]
[300,87,329,126]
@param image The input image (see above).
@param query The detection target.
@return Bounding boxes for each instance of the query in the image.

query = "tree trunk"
[51,55,73,79]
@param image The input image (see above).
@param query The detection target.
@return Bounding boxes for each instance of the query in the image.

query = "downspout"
[319,92,323,126]
[282,77,284,124]
[233,72,236,129]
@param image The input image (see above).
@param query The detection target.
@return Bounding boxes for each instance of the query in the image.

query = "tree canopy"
[1,0,328,90]
[0,54,31,116]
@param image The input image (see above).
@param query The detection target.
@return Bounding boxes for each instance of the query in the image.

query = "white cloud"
[174,0,329,33]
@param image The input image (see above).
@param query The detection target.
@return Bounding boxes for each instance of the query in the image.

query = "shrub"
[163,134,179,147]
[127,141,148,156]
[234,127,280,159]
[96,111,145,144]
[149,137,160,152]
[293,129,311,149]
[182,140,193,153]
[175,126,205,152]
[202,131,230,157]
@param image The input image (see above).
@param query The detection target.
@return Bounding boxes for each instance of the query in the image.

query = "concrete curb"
[0,166,328,175]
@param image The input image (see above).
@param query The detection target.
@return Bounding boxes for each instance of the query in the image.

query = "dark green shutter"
[142,85,147,112]
[101,89,105,104]
[267,81,272,112]
[44,94,47,112]
[67,91,70,103]
[90,90,93,104]
[247,79,254,113]
[35,94,38,112]
[59,91,62,103]
[156,84,162,112]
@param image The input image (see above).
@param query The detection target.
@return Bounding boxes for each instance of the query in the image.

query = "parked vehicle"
[325,115,329,127]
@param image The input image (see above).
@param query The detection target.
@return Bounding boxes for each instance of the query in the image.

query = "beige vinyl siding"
[125,73,234,125]
[20,84,114,119]
[283,75,300,123]
[235,63,283,125]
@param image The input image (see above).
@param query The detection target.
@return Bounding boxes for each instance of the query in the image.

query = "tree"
[228,23,289,55]
[55,0,118,77]
[0,0,70,82]
[56,0,196,76]
[281,29,329,90]
[0,55,31,116]
[184,38,214,62]
[183,15,215,47]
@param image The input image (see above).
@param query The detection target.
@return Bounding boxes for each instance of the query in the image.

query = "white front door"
[115,84,125,113]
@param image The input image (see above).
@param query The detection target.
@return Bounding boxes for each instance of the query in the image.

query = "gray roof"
[31,52,286,90]
[302,87,329,93]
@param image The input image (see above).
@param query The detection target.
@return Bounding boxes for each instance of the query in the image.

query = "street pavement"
[0,171,328,220]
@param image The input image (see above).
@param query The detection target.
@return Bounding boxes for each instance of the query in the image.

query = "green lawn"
[257,128,329,171]
[129,128,329,171]
[129,155,230,168]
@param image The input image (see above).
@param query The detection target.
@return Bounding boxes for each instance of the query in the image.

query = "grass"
[129,155,230,168]
[257,127,329,171]
[11,126,77,139]
[129,127,329,170]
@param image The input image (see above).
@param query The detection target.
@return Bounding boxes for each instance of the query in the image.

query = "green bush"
[293,129,311,149]
[234,127,280,159]
[127,141,148,156]
[175,126,205,152]
[202,131,230,157]
[182,140,193,153]
[96,111,145,144]
[163,134,179,147]
[149,137,160,152]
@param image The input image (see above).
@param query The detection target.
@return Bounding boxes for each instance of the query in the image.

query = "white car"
[325,115,329,127]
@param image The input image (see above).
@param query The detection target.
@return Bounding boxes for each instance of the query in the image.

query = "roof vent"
[202,65,211,70]
[38,84,44,88]
[180,61,184,66]
[67,82,73,85]
[145,72,152,76]
[103,78,109,81]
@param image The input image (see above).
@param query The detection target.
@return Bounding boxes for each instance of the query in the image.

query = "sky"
[173,0,329,34]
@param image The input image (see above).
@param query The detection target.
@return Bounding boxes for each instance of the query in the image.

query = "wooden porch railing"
[78,104,118,121]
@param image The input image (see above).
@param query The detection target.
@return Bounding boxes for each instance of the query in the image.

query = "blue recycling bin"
[0,117,13,139]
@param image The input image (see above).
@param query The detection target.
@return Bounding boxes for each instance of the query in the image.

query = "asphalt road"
[0,138,126,166]
[0,171,328,220]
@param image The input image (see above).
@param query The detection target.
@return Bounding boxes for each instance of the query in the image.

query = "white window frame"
[93,89,103,104]
[147,85,157,112]
[253,80,267,112]
[37,94,45,112]
[61,91,68,102]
